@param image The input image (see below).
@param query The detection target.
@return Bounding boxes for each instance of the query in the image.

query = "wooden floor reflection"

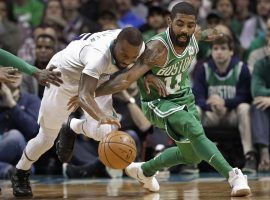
[1,174,270,199]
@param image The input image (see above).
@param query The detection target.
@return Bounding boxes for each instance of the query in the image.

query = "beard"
[169,28,191,47]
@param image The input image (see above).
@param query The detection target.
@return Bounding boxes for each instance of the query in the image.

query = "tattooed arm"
[95,40,167,96]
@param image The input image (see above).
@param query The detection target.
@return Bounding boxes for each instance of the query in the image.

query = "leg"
[0,130,26,165]
[236,103,254,155]
[57,95,115,162]
[251,105,270,171]
[196,106,221,127]
[128,109,250,196]
[235,103,256,173]
[143,109,232,178]
[141,141,202,176]
[11,84,73,197]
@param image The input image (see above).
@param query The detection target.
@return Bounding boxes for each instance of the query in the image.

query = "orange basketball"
[98,131,137,169]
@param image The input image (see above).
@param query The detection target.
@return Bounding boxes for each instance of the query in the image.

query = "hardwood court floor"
[0,173,270,199]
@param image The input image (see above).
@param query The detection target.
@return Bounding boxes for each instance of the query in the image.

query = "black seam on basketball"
[102,142,136,152]
[104,142,112,168]
[107,143,134,165]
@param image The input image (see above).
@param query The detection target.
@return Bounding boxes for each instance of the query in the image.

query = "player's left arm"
[194,26,223,42]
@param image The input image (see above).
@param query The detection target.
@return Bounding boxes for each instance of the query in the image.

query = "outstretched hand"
[144,74,169,97]
[197,28,224,42]
[33,65,63,87]
[99,115,121,128]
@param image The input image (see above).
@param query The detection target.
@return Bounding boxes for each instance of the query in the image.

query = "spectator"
[21,33,57,98]
[13,0,45,28]
[193,35,256,173]
[61,0,100,42]
[0,0,21,54]
[247,17,270,73]
[245,16,270,62]
[240,0,270,50]
[17,24,57,64]
[139,6,167,41]
[213,0,236,33]
[0,71,40,141]
[250,37,270,172]
[115,0,145,28]
[0,130,26,178]
[206,10,223,29]
[42,0,67,49]
[0,71,40,177]
[98,10,119,31]
[196,11,224,60]
[233,0,253,38]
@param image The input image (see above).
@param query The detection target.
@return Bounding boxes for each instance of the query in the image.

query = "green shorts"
[141,95,201,142]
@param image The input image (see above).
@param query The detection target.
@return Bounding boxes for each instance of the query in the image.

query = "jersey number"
[164,74,182,94]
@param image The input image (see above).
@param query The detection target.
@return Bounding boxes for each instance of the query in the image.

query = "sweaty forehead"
[120,40,141,55]
[173,13,196,23]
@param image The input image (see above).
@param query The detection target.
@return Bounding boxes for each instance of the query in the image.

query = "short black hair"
[170,2,197,19]
[148,6,165,18]
[211,35,234,50]
[35,34,57,43]
[100,10,117,20]
[117,27,143,46]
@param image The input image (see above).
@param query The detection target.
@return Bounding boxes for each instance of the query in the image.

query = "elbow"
[116,73,133,90]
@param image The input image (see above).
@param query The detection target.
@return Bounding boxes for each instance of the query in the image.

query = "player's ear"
[167,16,172,27]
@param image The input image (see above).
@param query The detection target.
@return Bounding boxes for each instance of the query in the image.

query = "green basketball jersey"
[204,61,243,99]
[138,28,199,101]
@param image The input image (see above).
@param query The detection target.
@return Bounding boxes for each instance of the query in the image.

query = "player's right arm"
[78,74,120,127]
[95,40,167,96]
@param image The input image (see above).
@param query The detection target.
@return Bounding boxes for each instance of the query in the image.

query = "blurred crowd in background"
[0,0,270,179]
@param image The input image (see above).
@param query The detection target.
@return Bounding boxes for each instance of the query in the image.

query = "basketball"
[98,131,137,169]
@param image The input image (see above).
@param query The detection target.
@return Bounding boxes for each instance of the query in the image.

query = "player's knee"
[35,128,58,149]
[236,103,250,116]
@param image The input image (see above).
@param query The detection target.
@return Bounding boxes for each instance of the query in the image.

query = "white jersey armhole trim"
[82,70,100,80]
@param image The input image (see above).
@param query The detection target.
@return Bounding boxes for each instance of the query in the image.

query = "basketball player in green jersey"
[73,2,250,197]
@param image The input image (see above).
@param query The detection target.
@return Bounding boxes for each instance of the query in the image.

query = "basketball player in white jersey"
[11,27,145,197]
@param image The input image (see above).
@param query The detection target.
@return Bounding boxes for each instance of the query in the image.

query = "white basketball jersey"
[53,29,121,87]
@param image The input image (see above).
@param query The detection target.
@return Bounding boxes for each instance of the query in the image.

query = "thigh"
[222,110,238,127]
[202,111,221,127]
[0,130,26,164]
[166,109,204,141]
[141,99,185,131]
[38,85,74,130]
